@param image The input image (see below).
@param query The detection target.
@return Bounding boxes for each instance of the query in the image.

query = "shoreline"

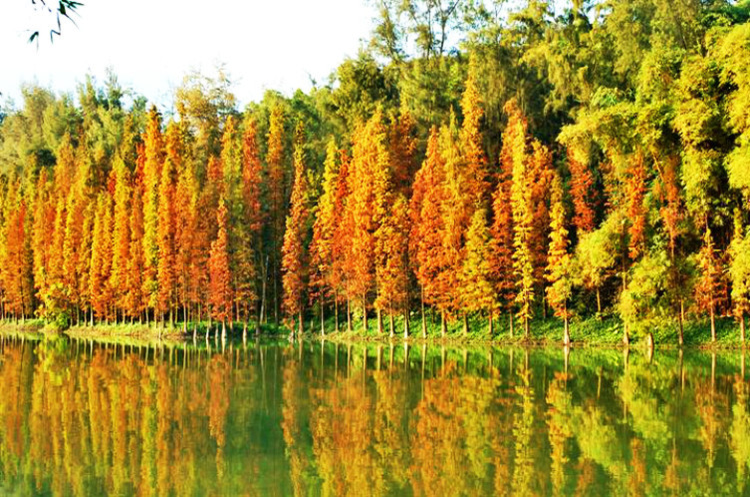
[1,319,749,351]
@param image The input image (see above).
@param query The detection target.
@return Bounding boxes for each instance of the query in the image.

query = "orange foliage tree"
[281,123,310,336]
[142,106,164,321]
[110,159,131,321]
[347,110,392,333]
[627,154,647,261]
[157,123,180,325]
[209,198,232,337]
[375,194,411,338]
[310,139,339,335]
[567,146,596,234]
[410,127,446,337]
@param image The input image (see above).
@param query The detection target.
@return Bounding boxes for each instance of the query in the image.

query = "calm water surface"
[0,334,748,496]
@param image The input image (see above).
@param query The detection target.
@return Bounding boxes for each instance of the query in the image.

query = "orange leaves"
[282,123,311,322]
[209,199,232,324]
[626,154,647,261]
[347,110,392,312]
[567,147,596,235]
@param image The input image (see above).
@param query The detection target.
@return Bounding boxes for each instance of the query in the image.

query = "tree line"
[2,1,750,344]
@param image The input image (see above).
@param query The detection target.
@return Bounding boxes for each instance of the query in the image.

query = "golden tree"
[281,122,310,336]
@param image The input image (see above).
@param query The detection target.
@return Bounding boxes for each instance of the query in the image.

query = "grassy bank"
[1,313,747,349]
[297,312,750,349]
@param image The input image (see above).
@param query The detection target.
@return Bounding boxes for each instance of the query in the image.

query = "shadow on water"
[0,332,749,496]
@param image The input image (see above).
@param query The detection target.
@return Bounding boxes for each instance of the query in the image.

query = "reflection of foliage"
[3,340,750,495]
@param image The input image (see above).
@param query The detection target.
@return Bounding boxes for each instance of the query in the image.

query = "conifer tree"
[375,194,411,338]
[347,109,392,333]
[389,108,418,197]
[310,139,339,335]
[142,106,164,321]
[627,154,647,261]
[157,123,180,326]
[440,116,470,333]
[505,99,535,339]
[209,198,232,338]
[31,170,54,308]
[546,172,573,344]
[267,105,286,325]
[567,147,596,234]
[491,123,516,336]
[730,210,750,344]
[90,193,114,322]
[461,205,496,335]
[110,158,131,320]
[331,150,353,332]
[126,145,147,322]
[411,127,446,337]
[460,70,489,206]
[174,125,199,329]
[235,117,263,333]
[696,225,722,343]
[282,123,310,337]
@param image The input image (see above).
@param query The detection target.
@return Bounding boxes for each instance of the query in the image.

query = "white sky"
[0,0,376,109]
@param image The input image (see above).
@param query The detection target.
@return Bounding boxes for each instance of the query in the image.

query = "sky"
[0,0,376,109]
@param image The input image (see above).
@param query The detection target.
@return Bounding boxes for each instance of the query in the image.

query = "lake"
[0,334,747,496]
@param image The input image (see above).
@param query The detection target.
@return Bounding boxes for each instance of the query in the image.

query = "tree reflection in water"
[0,335,747,496]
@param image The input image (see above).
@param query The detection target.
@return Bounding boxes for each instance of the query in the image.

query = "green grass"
[3,313,749,349]
[295,311,750,349]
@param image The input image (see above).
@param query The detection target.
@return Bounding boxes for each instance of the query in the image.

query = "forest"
[2,0,750,346]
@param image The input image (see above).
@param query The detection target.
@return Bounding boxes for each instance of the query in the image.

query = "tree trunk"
[347,297,352,333]
[741,312,746,345]
[509,313,514,338]
[596,288,602,316]
[563,314,571,346]
[320,295,325,337]
[623,323,630,347]
[403,309,409,340]
[298,309,304,336]
[524,316,529,341]
[441,312,447,338]
[678,299,684,347]
[389,313,394,339]
[334,297,339,333]
[377,308,383,335]
[489,311,494,336]
[421,293,427,339]
[463,313,468,337]
[362,298,368,334]
[710,305,716,343]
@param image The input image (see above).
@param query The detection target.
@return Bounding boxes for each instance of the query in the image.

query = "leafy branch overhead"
[28,0,83,43]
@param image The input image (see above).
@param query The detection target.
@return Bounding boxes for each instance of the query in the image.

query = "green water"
[0,335,748,496]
